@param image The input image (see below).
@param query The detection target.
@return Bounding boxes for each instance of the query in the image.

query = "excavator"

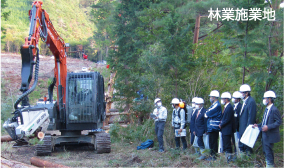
[3,1,111,156]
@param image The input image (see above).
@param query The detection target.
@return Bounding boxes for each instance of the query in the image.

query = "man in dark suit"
[193,98,207,160]
[189,97,198,154]
[239,84,257,156]
[231,91,242,156]
[253,91,282,168]
[219,92,234,162]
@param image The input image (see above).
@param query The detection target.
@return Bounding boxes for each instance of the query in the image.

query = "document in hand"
[240,124,260,148]
[150,113,157,119]
[193,136,199,147]
[203,134,210,149]
[175,129,186,137]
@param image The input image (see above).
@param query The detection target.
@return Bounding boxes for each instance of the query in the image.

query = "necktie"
[192,109,196,116]
[262,108,268,126]
[234,104,237,110]
[196,110,201,119]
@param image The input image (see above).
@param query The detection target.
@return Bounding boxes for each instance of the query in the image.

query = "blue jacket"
[205,101,222,132]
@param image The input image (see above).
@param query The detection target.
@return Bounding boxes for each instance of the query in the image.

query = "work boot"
[206,156,216,161]
[194,147,201,155]
[197,148,206,160]
[191,147,200,156]
[266,164,274,168]
[225,152,233,163]
[266,160,274,168]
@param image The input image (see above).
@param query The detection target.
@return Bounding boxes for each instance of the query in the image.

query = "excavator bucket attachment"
[20,46,34,92]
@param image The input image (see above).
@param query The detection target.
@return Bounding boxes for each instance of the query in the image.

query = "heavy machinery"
[3,1,111,156]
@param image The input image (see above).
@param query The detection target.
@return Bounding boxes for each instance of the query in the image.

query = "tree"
[1,0,10,46]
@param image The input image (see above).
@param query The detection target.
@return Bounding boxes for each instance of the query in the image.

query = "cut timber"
[30,157,70,168]
[1,135,12,142]
[106,112,131,116]
[1,157,37,168]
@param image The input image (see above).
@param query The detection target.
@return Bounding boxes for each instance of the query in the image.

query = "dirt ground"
[1,53,102,96]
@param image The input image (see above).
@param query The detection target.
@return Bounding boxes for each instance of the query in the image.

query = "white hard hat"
[221,92,232,99]
[171,98,180,104]
[195,97,204,104]
[192,97,198,103]
[232,91,242,99]
[263,91,276,98]
[209,90,220,97]
[154,98,161,104]
[240,84,251,92]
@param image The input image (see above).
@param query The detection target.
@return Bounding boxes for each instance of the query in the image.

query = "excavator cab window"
[67,76,95,122]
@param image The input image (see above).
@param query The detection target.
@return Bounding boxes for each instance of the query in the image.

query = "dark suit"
[232,102,242,153]
[194,107,207,148]
[239,96,257,153]
[190,109,197,145]
[257,105,282,166]
[233,102,242,132]
[220,103,234,153]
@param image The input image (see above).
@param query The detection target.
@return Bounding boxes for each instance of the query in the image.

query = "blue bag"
[137,139,154,150]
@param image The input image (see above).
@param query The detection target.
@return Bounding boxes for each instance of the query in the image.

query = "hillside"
[1,0,95,52]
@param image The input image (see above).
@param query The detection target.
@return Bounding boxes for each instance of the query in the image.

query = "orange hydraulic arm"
[18,1,67,109]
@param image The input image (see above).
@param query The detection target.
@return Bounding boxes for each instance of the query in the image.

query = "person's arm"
[180,109,185,129]
[205,103,221,118]
[247,99,257,125]
[267,108,282,130]
[153,108,157,116]
[221,107,233,128]
[172,110,174,127]
[159,107,167,121]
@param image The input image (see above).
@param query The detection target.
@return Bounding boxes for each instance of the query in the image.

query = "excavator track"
[35,134,52,156]
[95,132,111,154]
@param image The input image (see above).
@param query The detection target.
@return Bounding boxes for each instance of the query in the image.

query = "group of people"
[152,84,282,167]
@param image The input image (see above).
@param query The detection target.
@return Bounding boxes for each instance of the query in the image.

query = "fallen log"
[1,157,37,168]
[30,157,71,168]
[1,135,12,142]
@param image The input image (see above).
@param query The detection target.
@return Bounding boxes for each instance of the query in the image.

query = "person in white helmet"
[253,91,281,168]
[171,98,187,150]
[219,92,234,163]
[193,97,207,160]
[189,97,198,147]
[205,90,222,161]
[239,84,257,156]
[231,91,242,157]
[153,98,167,152]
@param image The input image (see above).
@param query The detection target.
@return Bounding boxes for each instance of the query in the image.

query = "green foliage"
[1,0,96,55]
[1,0,10,45]
[109,119,156,144]
[1,77,16,134]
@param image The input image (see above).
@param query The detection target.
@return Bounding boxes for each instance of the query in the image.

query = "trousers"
[209,131,219,156]
[155,121,165,150]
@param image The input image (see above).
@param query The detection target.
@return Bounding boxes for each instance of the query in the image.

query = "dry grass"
[1,139,283,167]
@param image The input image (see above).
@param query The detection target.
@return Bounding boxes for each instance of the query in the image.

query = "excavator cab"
[65,72,106,130]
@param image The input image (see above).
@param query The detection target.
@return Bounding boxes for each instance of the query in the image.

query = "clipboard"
[150,113,157,119]
[175,129,186,137]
